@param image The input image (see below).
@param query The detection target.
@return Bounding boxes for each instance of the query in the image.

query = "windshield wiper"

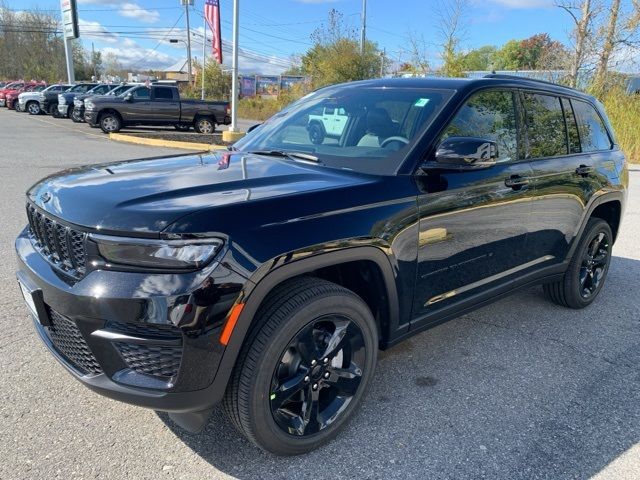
[248,150,319,162]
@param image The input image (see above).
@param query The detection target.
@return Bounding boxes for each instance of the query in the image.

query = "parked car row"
[2,80,232,134]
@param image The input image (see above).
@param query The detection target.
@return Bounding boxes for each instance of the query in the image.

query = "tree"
[557,0,601,87]
[103,52,126,79]
[492,34,568,71]
[460,45,498,71]
[435,0,468,77]
[202,60,232,99]
[406,31,431,75]
[300,9,381,87]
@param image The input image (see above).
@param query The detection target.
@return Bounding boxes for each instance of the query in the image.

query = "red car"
[0,81,25,107]
[6,83,46,110]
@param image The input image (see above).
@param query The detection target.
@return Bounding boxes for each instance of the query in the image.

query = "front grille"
[115,342,182,378]
[47,309,102,375]
[26,204,87,278]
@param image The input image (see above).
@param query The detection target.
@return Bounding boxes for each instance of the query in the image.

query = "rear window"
[522,93,567,158]
[571,100,612,152]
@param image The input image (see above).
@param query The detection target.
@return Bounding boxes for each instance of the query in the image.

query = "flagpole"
[202,9,206,100]
[230,0,239,133]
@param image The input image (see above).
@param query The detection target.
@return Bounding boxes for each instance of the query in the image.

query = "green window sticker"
[415,98,430,107]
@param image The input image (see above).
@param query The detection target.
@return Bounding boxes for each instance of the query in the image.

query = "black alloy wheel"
[308,123,324,145]
[579,231,610,299]
[543,218,613,309]
[270,315,365,437]
[223,277,377,455]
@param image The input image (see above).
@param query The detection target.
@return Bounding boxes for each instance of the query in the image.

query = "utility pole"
[182,0,193,84]
[380,48,385,77]
[202,15,206,100]
[360,0,367,55]
[230,0,239,133]
[92,42,97,80]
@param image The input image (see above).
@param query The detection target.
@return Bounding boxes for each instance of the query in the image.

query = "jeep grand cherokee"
[16,75,627,455]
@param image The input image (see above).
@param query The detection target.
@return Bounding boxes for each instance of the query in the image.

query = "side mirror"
[247,123,261,133]
[124,93,133,102]
[423,136,498,172]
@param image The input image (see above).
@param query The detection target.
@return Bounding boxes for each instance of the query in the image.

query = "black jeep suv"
[16,76,627,455]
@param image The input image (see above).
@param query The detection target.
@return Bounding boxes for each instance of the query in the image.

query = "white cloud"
[486,0,553,7]
[78,18,119,43]
[119,2,161,23]
[100,45,174,70]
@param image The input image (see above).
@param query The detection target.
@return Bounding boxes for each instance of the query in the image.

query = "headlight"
[91,234,224,270]
[74,99,83,106]
[85,100,94,110]
[58,95,66,104]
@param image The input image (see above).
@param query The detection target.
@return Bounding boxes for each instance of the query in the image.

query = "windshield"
[113,85,134,96]
[234,85,453,175]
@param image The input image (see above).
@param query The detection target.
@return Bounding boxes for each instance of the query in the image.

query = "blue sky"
[8,0,577,74]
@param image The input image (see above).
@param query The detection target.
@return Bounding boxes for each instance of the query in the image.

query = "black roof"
[336,75,595,102]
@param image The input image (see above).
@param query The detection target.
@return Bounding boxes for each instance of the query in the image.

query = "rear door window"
[132,87,151,100]
[571,100,612,152]
[153,87,174,100]
[521,93,567,158]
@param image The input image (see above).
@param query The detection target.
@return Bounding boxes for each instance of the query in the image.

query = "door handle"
[575,165,595,177]
[504,175,530,190]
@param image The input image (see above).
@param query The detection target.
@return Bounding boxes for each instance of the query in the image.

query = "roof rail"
[483,73,579,91]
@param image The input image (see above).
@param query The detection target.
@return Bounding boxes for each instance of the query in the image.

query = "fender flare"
[565,190,624,261]
[213,246,400,392]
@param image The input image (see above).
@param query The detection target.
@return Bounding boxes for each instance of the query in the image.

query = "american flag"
[204,0,222,64]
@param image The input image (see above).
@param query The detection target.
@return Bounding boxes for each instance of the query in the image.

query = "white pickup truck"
[307,107,348,144]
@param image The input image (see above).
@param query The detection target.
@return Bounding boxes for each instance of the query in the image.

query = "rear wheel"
[194,116,215,134]
[99,112,122,133]
[543,218,613,309]
[223,278,378,455]
[27,101,40,115]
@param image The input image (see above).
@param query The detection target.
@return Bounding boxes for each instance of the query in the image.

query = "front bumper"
[58,103,69,116]
[85,110,99,126]
[16,226,247,413]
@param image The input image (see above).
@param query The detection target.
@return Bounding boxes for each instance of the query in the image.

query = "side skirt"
[383,262,567,349]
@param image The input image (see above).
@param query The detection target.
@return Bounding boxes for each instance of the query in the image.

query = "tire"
[175,124,191,131]
[194,116,215,134]
[308,122,325,145]
[67,105,75,119]
[543,218,613,309]
[223,277,378,455]
[27,101,40,115]
[49,104,59,117]
[71,108,84,123]
[99,112,122,134]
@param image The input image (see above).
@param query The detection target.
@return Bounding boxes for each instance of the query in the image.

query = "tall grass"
[601,88,640,164]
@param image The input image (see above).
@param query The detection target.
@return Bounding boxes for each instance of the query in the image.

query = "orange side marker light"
[219,303,244,346]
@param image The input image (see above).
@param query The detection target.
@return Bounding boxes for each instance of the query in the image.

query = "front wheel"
[99,113,122,133]
[194,116,215,134]
[71,108,84,123]
[223,278,377,455]
[543,218,613,309]
[27,101,40,115]
[49,104,59,117]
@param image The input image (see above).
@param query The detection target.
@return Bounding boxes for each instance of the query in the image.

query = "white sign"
[60,0,78,39]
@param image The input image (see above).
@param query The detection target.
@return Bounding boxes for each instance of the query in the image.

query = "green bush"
[238,84,307,121]
[601,88,640,164]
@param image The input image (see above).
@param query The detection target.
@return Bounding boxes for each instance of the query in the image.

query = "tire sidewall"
[27,102,40,115]
[565,219,613,308]
[244,293,377,454]
[100,114,121,133]
[195,117,214,134]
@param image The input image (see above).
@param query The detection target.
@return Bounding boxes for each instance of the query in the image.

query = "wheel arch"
[566,192,624,261]
[216,246,400,390]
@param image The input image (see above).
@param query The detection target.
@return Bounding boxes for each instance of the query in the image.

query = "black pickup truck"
[84,84,231,134]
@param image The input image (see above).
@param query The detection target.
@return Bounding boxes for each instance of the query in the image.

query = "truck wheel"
[100,113,122,134]
[67,105,75,119]
[223,277,378,455]
[49,104,59,117]
[71,108,84,123]
[308,123,325,145]
[27,101,40,115]
[194,116,215,134]
[543,218,613,309]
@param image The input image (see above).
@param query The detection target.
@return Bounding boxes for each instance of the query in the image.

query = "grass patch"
[601,89,640,164]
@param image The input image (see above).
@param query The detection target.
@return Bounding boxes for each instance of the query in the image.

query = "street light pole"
[360,0,367,55]
[183,0,193,84]
[230,0,239,133]
[202,15,206,100]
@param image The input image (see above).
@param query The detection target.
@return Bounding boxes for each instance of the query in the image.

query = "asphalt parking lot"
[0,107,638,479]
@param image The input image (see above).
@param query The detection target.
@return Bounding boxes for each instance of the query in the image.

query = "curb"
[109,133,227,151]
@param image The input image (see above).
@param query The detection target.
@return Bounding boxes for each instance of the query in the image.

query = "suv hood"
[27,152,372,236]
